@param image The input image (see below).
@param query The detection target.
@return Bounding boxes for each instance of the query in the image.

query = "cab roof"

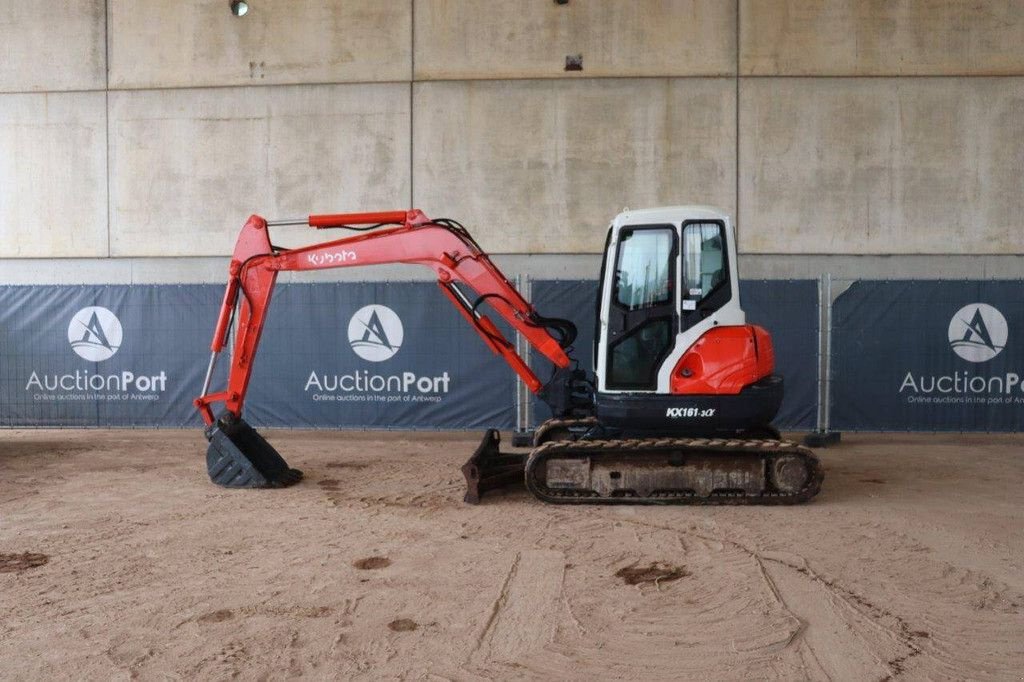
[611,205,730,228]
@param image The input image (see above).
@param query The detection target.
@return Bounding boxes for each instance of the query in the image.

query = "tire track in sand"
[469,550,567,667]
[608,515,976,679]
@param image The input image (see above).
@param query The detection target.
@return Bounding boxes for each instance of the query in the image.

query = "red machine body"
[669,325,775,395]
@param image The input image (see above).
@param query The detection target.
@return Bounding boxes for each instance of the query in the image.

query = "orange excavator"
[194,207,822,504]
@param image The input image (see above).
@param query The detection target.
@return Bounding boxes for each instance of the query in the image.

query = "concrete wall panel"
[0,92,108,257]
[741,1,1024,76]
[108,84,410,257]
[108,0,410,89]
[414,79,736,254]
[415,0,735,79]
[0,1,105,92]
[739,78,1024,254]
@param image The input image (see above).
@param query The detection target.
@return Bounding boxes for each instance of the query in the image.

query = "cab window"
[682,222,727,304]
[607,226,677,390]
[614,228,674,310]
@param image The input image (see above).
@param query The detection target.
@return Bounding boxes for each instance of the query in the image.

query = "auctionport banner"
[243,282,516,429]
[831,280,1024,431]
[0,285,222,427]
[528,279,819,430]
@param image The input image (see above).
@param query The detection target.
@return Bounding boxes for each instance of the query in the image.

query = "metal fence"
[826,278,1024,433]
[0,283,514,430]
[1,278,1021,432]
[0,285,219,428]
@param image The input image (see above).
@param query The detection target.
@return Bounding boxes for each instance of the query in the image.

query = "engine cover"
[669,325,775,395]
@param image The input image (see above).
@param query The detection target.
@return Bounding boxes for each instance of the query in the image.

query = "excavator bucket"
[205,412,303,488]
[461,430,527,504]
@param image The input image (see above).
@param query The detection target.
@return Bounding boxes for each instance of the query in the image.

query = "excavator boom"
[194,209,576,488]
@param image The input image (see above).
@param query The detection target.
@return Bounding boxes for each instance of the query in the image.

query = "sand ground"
[1,430,1022,680]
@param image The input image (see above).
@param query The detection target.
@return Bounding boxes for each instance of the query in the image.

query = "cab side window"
[679,221,730,331]
[682,223,726,301]
[684,220,724,303]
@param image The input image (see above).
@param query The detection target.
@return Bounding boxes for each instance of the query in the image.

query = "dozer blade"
[461,429,527,504]
[205,412,303,488]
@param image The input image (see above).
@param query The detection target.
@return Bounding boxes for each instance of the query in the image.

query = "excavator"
[194,206,823,505]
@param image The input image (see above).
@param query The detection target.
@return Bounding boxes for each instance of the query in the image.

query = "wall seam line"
[104,0,111,259]
[735,0,741,242]
[405,0,409,208]
[4,73,1015,99]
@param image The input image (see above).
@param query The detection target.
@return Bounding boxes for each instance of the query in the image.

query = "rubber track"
[533,417,599,446]
[524,436,823,505]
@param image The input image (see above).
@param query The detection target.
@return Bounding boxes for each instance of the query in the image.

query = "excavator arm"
[193,209,581,490]
[194,209,574,427]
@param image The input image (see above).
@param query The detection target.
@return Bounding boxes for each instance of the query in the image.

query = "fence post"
[823,273,834,435]
[512,275,534,446]
[804,273,842,447]
[814,274,826,433]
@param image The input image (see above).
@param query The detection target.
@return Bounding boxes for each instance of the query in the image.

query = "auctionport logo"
[26,305,168,400]
[948,303,1007,363]
[900,301,1021,403]
[68,306,122,361]
[305,303,449,403]
[348,304,403,362]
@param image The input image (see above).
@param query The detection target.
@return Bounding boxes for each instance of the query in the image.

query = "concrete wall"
[413,78,735,253]
[414,0,735,79]
[740,0,1024,76]
[2,0,1024,280]
[0,1,106,92]
[109,83,409,256]
[0,92,108,257]
[108,0,411,88]
[741,77,1024,254]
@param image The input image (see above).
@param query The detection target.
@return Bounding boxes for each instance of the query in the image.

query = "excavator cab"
[591,207,783,438]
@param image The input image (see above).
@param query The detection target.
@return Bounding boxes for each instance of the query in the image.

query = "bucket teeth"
[205,413,303,489]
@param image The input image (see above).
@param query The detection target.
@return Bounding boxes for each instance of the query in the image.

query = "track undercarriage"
[463,419,823,505]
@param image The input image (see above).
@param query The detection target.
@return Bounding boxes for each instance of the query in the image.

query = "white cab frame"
[596,206,746,394]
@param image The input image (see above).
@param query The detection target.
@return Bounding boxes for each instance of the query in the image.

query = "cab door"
[604,225,678,391]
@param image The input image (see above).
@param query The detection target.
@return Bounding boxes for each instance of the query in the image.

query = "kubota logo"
[68,306,122,362]
[948,303,1007,363]
[347,305,403,362]
[308,250,356,267]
